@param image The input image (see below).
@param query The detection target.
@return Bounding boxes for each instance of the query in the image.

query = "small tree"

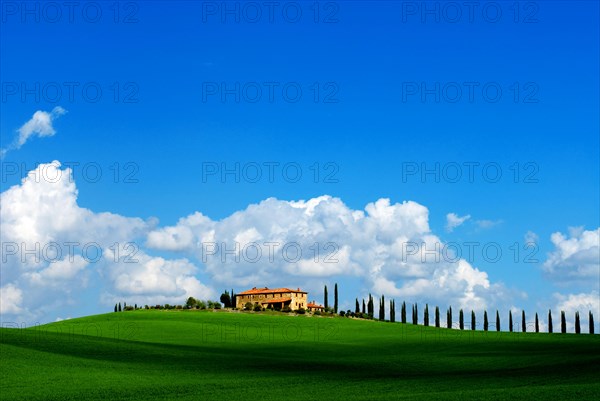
[535,313,539,333]
[414,303,419,325]
[447,306,453,329]
[483,310,488,331]
[324,285,328,309]
[435,306,440,328]
[334,283,338,313]
[231,289,236,308]
[471,311,475,331]
[118,302,122,312]
[509,311,513,332]
[561,311,566,334]
[590,311,595,335]
[401,301,407,324]
[390,300,395,323]
[522,311,526,333]
[548,310,553,333]
[134,303,137,310]
[379,295,385,321]
[244,302,253,311]
[114,304,118,313]
[220,291,231,308]
[424,304,429,327]
[459,309,464,330]
[496,310,500,332]
[362,299,366,314]
[355,298,360,314]
[185,297,198,309]
[575,311,581,334]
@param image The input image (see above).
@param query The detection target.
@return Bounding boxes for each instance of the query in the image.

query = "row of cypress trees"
[354,296,596,334]
[325,286,596,334]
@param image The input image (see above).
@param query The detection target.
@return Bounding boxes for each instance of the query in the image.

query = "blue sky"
[1,1,599,328]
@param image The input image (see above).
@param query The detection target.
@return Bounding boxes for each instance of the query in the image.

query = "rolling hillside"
[1,310,599,400]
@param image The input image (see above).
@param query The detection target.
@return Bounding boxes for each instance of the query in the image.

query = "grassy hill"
[1,310,599,400]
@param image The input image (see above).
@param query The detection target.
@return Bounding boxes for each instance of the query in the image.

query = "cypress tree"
[483,310,488,331]
[522,311,526,333]
[401,301,407,323]
[548,310,553,333]
[124,302,127,309]
[496,310,500,332]
[448,306,453,329]
[231,289,235,308]
[411,305,415,325]
[459,309,464,330]
[118,302,122,312]
[561,311,566,334]
[414,303,418,325]
[135,303,137,310]
[575,312,581,334]
[535,313,539,333]
[334,283,338,313]
[471,311,476,331]
[435,306,440,328]
[362,299,366,314]
[355,298,360,314]
[379,295,385,321]
[509,311,513,332]
[424,304,429,327]
[390,300,395,323]
[590,311,595,335]
[368,294,374,317]
[324,285,328,309]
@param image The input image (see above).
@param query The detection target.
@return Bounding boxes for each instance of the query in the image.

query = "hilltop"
[1,310,599,400]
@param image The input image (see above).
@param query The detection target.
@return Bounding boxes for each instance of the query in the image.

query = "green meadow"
[1,310,599,400]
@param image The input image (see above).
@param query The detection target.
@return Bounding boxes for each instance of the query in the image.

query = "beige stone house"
[236,287,307,310]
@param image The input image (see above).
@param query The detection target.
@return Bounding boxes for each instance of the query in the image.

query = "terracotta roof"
[307,302,324,309]
[237,287,307,295]
[261,298,291,304]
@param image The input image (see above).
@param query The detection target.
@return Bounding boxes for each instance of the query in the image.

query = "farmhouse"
[236,287,307,310]
[306,301,324,312]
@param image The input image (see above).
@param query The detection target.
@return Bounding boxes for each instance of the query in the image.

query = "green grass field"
[1,310,599,400]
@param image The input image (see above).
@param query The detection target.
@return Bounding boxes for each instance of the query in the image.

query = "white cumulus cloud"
[543,227,599,284]
[0,161,211,323]
[147,196,511,311]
